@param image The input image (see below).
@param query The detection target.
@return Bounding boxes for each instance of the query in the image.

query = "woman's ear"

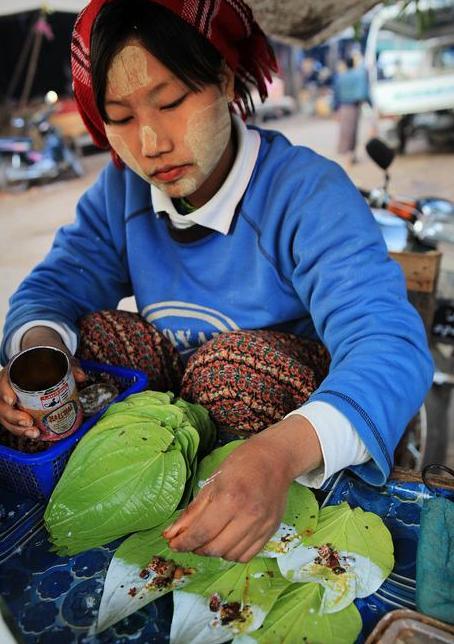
[222,64,235,102]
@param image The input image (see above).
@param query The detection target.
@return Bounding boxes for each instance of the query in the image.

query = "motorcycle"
[359,137,454,471]
[0,107,84,192]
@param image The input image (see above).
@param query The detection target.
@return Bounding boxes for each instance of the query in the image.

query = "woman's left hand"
[163,414,322,562]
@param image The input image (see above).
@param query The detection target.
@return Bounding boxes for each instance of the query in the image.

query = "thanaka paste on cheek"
[105,129,150,182]
[185,97,231,178]
[107,45,151,98]
[152,97,231,198]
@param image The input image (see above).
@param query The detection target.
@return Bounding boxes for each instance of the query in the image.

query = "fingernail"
[25,429,39,439]
[3,395,14,406]
[19,419,33,428]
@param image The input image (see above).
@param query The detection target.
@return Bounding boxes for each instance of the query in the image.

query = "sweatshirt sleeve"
[281,155,433,485]
[1,164,133,365]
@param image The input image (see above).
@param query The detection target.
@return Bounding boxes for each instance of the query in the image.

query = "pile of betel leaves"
[44,392,394,644]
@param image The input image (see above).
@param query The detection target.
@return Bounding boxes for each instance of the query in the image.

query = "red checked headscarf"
[71,0,277,152]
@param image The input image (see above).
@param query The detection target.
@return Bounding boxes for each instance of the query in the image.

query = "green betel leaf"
[45,424,187,555]
[96,516,232,634]
[175,399,216,455]
[50,421,176,486]
[123,391,175,405]
[277,503,394,613]
[260,482,319,558]
[170,558,290,644]
[101,403,185,430]
[45,391,215,556]
[233,582,362,644]
[174,422,200,470]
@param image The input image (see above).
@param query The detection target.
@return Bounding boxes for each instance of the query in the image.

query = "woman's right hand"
[0,326,86,439]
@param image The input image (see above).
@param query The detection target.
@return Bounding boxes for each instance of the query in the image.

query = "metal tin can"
[8,346,84,441]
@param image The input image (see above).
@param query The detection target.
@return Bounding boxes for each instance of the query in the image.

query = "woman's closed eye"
[106,114,133,125]
[105,92,189,123]
[160,93,189,110]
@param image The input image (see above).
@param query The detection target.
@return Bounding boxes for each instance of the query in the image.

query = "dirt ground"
[1,112,453,467]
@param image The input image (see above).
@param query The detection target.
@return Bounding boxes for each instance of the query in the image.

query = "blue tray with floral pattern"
[1,470,453,643]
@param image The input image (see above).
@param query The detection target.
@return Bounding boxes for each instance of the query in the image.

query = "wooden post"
[19,19,44,110]
[6,13,36,102]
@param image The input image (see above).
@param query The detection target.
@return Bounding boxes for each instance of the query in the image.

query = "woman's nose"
[140,125,171,157]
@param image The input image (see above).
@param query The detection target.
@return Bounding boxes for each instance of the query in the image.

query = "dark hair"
[345,57,355,70]
[91,0,255,121]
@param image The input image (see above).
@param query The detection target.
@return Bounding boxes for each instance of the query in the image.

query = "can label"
[8,346,84,442]
[43,401,81,435]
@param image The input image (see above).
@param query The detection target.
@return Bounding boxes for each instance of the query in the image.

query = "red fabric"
[71,0,277,153]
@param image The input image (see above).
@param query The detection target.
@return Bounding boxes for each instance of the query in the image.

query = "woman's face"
[104,41,235,206]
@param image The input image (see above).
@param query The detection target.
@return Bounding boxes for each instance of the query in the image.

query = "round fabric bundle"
[181,330,330,434]
[78,309,184,392]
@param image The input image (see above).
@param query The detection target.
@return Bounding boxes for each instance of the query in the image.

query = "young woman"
[333,55,371,165]
[0,0,432,562]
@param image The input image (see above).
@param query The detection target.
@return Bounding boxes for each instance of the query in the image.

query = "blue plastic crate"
[0,360,148,500]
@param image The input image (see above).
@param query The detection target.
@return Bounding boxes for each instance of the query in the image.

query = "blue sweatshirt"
[1,127,433,485]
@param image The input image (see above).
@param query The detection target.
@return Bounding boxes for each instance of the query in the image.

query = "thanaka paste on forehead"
[107,45,151,98]
[185,97,231,177]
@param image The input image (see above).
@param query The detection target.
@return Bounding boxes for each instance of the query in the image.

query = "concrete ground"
[1,111,453,467]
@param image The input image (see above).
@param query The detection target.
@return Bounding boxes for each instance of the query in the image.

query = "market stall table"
[1,470,453,643]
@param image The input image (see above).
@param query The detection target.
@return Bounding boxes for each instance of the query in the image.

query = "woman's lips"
[151,164,191,182]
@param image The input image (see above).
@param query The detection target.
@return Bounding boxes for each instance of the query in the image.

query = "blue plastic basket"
[0,360,148,500]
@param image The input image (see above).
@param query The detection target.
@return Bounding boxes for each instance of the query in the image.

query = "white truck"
[365,0,454,151]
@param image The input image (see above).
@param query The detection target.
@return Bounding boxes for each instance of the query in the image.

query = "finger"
[0,373,16,407]
[229,538,269,564]
[24,427,41,439]
[218,516,281,562]
[1,418,40,439]
[167,514,229,553]
[0,391,16,407]
[70,358,87,383]
[192,518,259,559]
[163,490,213,539]
[0,402,34,429]
[168,520,225,554]
[167,502,234,552]
[73,366,87,383]
[198,516,273,561]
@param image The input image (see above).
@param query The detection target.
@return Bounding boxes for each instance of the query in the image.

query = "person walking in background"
[333,55,370,165]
